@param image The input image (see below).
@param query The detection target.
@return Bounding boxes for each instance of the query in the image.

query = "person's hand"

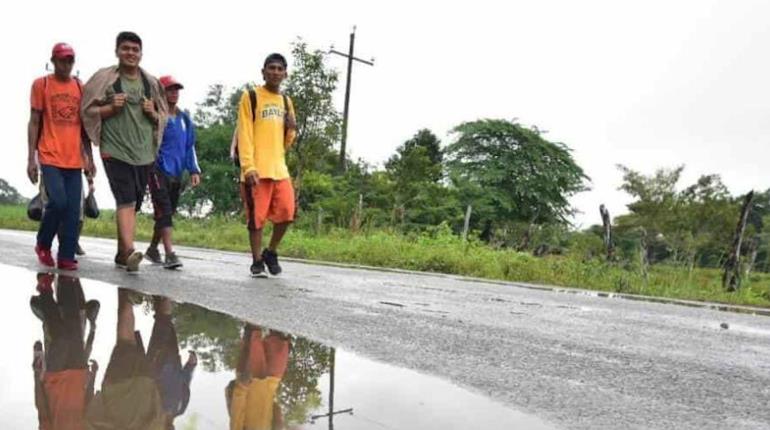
[85,159,97,179]
[27,159,38,184]
[142,98,156,116]
[190,173,201,188]
[88,181,96,195]
[112,93,127,112]
[187,351,198,367]
[245,171,258,186]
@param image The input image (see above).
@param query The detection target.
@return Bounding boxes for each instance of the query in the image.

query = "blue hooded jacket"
[156,110,200,178]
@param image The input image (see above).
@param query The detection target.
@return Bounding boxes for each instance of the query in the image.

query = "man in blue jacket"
[146,75,201,269]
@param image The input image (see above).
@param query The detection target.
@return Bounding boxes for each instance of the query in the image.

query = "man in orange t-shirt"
[28,43,95,271]
[31,273,100,430]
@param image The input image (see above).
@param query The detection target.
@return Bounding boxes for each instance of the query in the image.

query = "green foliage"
[445,119,590,237]
[179,124,241,215]
[615,166,738,268]
[0,179,25,205]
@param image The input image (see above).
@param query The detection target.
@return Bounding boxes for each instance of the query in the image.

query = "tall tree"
[0,178,25,204]
[283,39,342,205]
[445,119,589,240]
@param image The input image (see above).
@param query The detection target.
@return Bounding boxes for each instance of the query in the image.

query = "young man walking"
[81,31,167,273]
[28,42,95,271]
[145,75,201,269]
[236,53,297,278]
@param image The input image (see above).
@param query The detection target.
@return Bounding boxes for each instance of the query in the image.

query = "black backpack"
[233,88,290,167]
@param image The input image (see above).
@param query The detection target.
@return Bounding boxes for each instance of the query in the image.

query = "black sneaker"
[145,246,162,264]
[250,260,268,278]
[261,248,282,275]
[75,244,86,256]
[85,300,100,326]
[115,253,127,269]
[30,296,44,322]
[164,252,183,270]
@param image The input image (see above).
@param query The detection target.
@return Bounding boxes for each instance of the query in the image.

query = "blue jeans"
[37,165,82,260]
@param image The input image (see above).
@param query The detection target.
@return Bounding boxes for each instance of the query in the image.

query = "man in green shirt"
[81,31,167,273]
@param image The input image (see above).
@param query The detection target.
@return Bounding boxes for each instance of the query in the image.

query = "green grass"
[3,204,769,307]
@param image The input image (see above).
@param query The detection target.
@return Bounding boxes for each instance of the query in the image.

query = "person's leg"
[266,180,295,252]
[249,229,264,262]
[241,181,268,266]
[37,166,67,252]
[148,167,172,251]
[262,180,295,275]
[57,169,82,262]
[263,332,290,379]
[268,223,290,251]
[116,206,137,257]
[116,289,136,345]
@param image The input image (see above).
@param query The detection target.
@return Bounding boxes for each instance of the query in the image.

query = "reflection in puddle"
[6,264,557,429]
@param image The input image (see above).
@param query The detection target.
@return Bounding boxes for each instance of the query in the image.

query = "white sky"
[1,0,769,227]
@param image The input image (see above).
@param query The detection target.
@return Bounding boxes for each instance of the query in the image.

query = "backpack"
[232,87,290,167]
[111,71,151,99]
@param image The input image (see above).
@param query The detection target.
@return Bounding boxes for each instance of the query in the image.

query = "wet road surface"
[1,229,770,429]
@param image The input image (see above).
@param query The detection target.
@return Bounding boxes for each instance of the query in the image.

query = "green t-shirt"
[100,75,156,166]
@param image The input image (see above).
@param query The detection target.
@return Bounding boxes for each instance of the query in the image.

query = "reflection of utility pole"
[310,348,353,429]
[329,26,374,172]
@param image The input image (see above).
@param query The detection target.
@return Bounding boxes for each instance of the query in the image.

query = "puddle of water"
[0,264,556,430]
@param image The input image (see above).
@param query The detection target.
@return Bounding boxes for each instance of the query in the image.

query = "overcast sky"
[2,0,769,227]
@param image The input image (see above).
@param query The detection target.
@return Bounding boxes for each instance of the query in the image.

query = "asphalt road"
[2,229,769,430]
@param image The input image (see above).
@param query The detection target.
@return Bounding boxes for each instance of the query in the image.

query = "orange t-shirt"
[43,369,88,430]
[30,75,84,169]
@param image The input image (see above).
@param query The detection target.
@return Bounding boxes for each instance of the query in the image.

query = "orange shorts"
[247,329,289,379]
[240,179,295,230]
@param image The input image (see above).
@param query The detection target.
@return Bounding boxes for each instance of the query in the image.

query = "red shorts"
[240,179,295,230]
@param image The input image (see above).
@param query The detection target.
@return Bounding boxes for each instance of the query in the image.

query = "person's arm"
[27,110,42,184]
[81,128,96,178]
[27,79,43,184]
[237,90,258,184]
[184,114,202,186]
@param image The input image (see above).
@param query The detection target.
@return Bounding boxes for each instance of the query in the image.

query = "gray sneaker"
[164,252,183,270]
[145,246,162,264]
[126,250,143,273]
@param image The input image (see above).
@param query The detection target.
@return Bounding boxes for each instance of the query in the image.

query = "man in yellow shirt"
[236,53,297,278]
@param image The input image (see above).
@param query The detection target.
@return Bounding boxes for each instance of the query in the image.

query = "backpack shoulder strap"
[249,87,257,123]
[138,70,152,99]
[73,76,82,96]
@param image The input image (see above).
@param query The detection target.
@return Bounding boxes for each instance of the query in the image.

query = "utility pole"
[329,26,374,172]
[310,348,353,428]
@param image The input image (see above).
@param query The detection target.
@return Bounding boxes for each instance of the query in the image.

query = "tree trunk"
[599,204,614,261]
[724,191,755,292]
[744,235,761,278]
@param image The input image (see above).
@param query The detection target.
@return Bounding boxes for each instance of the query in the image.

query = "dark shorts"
[103,157,152,211]
[148,166,183,229]
[146,314,181,373]
[103,338,152,386]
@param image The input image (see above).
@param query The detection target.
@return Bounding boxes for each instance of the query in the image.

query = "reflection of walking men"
[146,296,198,426]
[30,273,99,429]
[227,324,290,430]
[86,289,164,429]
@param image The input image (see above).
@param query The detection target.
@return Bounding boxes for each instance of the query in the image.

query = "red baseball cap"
[159,75,184,90]
[51,43,75,59]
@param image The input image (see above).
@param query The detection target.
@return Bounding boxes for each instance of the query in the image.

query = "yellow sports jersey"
[237,86,297,181]
[229,377,281,430]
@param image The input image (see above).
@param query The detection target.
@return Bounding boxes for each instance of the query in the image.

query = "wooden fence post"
[600,204,614,261]
[724,191,755,292]
[462,205,472,242]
